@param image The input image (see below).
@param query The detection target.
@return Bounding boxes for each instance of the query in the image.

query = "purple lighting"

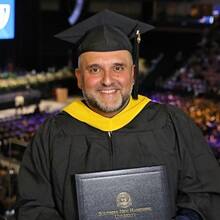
[68,0,84,25]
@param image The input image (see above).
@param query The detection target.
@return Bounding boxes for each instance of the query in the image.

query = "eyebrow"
[86,64,101,69]
[86,62,128,69]
[113,63,126,66]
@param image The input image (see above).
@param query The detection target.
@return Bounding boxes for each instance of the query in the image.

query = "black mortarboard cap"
[55,9,154,99]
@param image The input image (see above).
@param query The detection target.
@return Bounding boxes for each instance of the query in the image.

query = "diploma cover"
[75,166,171,220]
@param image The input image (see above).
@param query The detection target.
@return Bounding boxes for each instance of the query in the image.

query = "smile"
[99,89,118,94]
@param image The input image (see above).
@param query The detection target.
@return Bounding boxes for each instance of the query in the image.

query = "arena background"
[0,0,220,218]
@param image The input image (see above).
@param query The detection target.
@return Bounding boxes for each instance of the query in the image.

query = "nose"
[101,69,114,86]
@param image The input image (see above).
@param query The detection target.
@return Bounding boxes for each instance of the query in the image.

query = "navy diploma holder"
[75,166,171,220]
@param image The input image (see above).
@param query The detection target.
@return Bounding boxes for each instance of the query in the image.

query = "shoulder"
[35,112,68,136]
[136,101,189,128]
[26,112,80,155]
[35,110,96,138]
[144,101,191,122]
[132,100,203,138]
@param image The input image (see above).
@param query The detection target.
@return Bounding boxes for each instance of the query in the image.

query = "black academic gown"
[16,102,220,220]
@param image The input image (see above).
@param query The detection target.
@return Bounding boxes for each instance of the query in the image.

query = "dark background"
[0,0,209,72]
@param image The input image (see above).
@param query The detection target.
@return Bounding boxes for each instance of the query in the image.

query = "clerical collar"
[63,95,151,131]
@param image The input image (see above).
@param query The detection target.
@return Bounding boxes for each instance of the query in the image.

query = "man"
[16,10,220,220]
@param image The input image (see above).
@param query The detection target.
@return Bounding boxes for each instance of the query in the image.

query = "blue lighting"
[0,0,15,39]
[68,0,84,25]
[213,10,219,16]
[213,4,220,16]
[198,16,214,24]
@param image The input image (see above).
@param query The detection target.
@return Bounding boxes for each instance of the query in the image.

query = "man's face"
[75,50,134,117]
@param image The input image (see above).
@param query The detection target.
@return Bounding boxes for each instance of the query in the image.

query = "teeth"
[100,90,116,94]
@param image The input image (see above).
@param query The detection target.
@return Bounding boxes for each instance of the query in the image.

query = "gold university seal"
[116,192,132,209]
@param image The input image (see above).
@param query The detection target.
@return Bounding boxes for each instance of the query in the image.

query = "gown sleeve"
[16,117,64,220]
[167,105,220,220]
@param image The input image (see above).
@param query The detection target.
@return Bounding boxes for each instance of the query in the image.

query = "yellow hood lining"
[63,95,151,131]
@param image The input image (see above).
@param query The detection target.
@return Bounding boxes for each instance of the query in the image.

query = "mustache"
[94,82,134,93]
[97,82,121,90]
[96,85,121,91]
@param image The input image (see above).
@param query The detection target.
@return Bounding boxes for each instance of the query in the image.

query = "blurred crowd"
[162,32,220,97]
[150,92,220,159]
[151,25,220,159]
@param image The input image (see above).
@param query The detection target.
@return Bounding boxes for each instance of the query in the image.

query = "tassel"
[132,29,141,99]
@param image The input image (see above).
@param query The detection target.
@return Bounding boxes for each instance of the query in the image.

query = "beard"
[82,87,132,114]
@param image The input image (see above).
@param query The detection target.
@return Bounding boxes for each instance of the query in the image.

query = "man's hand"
[176,208,202,220]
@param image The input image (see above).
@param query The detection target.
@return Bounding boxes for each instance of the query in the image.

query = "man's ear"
[75,68,82,89]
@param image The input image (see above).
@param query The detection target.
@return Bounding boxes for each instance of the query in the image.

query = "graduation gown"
[16,95,220,220]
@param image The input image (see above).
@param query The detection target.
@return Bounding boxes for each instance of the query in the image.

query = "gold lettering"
[133,207,152,213]
[97,210,119,216]
[119,209,129,214]
[97,207,152,217]
[115,213,136,218]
